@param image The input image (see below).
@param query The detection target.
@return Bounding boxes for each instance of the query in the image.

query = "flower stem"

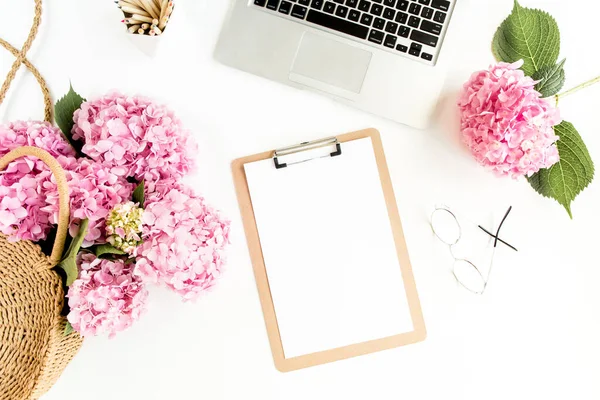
[555,74,600,106]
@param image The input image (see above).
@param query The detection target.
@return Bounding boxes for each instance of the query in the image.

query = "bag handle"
[0,146,70,265]
[0,0,53,122]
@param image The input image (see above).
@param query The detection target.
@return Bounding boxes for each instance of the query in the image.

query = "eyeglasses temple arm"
[478,225,518,252]
[493,206,512,246]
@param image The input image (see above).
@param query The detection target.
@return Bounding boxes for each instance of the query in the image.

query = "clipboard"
[232,128,426,372]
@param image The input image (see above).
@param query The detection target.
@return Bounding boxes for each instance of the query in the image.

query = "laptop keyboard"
[251,0,453,65]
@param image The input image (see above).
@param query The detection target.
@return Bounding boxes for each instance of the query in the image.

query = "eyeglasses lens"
[453,259,486,294]
[431,209,461,245]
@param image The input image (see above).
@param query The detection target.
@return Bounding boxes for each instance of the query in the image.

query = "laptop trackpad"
[289,32,372,99]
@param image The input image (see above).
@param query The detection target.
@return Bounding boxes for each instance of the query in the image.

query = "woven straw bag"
[1,1,83,398]
[0,147,84,400]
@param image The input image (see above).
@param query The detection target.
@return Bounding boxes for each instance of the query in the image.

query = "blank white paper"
[244,137,413,358]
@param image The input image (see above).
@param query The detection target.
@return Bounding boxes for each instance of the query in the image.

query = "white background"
[1,0,599,399]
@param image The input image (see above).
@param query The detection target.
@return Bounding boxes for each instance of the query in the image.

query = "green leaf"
[94,243,126,258]
[492,0,560,76]
[58,219,89,286]
[55,83,86,154]
[533,59,566,97]
[132,180,145,208]
[527,121,594,218]
[64,321,74,336]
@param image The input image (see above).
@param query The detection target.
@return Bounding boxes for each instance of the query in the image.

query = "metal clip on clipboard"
[273,137,342,169]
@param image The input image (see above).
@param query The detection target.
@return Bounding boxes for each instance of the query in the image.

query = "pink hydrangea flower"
[134,184,230,301]
[0,121,76,242]
[458,60,562,178]
[42,158,134,246]
[72,92,197,184]
[67,253,148,338]
[0,120,75,156]
[144,177,179,204]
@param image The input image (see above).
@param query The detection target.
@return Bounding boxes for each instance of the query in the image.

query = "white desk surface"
[2,1,599,399]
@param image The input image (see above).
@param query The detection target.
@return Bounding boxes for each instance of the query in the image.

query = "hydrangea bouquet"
[0,88,230,337]
[458,0,598,217]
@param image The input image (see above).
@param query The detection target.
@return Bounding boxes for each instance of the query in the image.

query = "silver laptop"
[215,0,456,129]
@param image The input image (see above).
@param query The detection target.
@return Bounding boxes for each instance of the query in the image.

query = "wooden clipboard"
[232,128,426,372]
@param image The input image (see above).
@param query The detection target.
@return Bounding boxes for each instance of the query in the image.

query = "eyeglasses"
[430,205,517,294]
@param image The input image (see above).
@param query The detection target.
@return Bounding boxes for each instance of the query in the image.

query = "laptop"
[215,0,457,129]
